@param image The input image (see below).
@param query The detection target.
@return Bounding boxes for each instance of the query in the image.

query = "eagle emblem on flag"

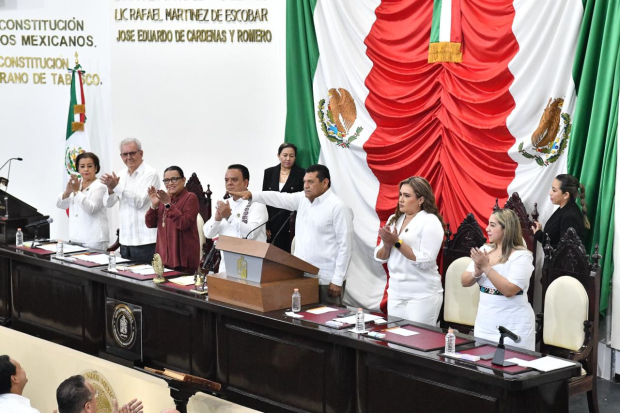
[317,88,363,148]
[518,97,572,167]
[65,146,86,177]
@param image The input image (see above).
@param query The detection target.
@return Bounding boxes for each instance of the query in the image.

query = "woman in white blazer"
[374,176,446,326]
[56,152,109,251]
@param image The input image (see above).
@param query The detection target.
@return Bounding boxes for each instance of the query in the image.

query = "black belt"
[479,286,523,296]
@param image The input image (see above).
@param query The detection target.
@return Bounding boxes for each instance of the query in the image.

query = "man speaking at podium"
[230,164,353,305]
[203,164,268,274]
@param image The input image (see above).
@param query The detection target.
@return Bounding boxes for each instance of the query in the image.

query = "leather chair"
[442,256,479,335]
[538,228,601,413]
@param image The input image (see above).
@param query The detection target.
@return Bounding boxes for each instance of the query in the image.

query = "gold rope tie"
[71,122,84,132]
[428,42,463,63]
[73,104,85,114]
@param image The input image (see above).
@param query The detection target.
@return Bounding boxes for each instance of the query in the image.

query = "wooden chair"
[493,192,539,306]
[538,228,601,413]
[439,213,487,334]
[185,173,220,273]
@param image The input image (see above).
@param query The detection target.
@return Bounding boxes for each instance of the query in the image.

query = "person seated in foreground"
[56,375,143,413]
[0,355,39,413]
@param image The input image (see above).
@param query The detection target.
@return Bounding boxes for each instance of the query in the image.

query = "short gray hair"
[119,138,142,151]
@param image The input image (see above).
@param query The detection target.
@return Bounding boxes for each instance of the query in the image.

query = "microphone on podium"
[270,211,295,246]
[497,325,521,343]
[244,210,286,240]
[25,217,53,228]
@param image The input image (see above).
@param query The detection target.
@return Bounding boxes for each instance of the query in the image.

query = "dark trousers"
[120,243,156,263]
[319,281,346,306]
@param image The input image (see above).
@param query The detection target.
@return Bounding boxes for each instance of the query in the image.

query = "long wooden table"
[0,243,581,413]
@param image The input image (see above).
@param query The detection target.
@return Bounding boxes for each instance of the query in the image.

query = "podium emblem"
[237,256,248,279]
[111,304,137,349]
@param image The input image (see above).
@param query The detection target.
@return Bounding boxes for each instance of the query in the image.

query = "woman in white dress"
[374,176,445,326]
[461,209,535,350]
[56,152,109,251]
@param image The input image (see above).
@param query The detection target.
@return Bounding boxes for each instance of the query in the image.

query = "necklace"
[280,170,290,176]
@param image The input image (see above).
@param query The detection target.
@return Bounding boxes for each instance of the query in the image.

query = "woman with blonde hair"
[461,209,535,350]
[374,176,445,326]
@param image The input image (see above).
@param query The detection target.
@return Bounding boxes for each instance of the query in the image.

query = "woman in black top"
[531,174,590,247]
[262,143,305,252]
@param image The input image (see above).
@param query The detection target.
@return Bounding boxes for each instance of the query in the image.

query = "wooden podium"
[207,235,319,312]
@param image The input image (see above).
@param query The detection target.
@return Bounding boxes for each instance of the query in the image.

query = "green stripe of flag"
[569,0,619,314]
[65,69,77,140]
[430,0,443,44]
[284,0,321,169]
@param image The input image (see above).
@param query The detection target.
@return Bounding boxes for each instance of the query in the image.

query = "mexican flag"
[64,62,90,185]
[285,0,591,311]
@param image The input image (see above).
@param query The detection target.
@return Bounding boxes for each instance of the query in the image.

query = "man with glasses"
[0,355,39,413]
[101,138,160,261]
[56,375,143,413]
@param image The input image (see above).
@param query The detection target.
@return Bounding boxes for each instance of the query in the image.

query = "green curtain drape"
[569,0,620,314]
[284,0,320,169]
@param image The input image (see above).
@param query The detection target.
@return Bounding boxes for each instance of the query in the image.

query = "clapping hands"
[379,225,399,246]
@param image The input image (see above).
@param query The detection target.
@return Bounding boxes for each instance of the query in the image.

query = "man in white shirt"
[0,355,40,413]
[203,164,268,274]
[230,164,354,304]
[101,138,160,262]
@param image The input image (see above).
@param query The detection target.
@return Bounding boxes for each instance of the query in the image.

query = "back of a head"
[0,355,15,394]
[57,375,91,413]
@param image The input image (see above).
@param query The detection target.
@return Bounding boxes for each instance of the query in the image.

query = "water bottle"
[56,240,64,258]
[108,253,117,271]
[356,308,365,331]
[445,328,456,355]
[291,288,301,312]
[15,228,23,247]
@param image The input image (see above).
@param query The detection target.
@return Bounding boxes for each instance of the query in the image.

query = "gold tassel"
[73,104,85,114]
[428,42,463,63]
[72,122,84,132]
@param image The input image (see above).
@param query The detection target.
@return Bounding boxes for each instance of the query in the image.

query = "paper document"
[306,306,339,315]
[116,264,173,275]
[285,312,304,318]
[384,327,419,337]
[505,357,532,367]
[38,243,87,253]
[169,275,196,286]
[521,357,576,372]
[334,314,382,324]
[72,254,129,265]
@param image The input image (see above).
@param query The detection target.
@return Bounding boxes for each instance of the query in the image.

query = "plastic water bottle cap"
[17,228,21,230]
[448,328,454,333]
[358,308,362,311]
[294,288,299,292]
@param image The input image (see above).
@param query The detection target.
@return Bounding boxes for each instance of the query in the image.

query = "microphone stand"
[271,212,295,247]
[0,158,21,192]
[490,333,517,367]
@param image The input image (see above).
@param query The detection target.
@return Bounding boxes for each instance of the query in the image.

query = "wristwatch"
[394,239,403,249]
[164,203,171,209]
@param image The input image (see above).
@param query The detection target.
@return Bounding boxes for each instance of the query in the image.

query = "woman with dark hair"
[531,174,590,247]
[56,152,109,250]
[462,209,535,350]
[262,143,304,252]
[374,177,446,326]
[146,166,200,273]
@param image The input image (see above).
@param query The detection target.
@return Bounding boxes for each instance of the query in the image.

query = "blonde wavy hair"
[489,209,530,264]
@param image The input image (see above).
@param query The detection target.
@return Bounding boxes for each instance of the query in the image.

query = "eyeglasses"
[163,177,183,185]
[121,151,140,158]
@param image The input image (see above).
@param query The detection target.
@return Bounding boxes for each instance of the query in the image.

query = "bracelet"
[472,273,482,279]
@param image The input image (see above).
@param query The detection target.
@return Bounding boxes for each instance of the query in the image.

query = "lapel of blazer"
[546,206,564,231]
[268,165,281,192]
